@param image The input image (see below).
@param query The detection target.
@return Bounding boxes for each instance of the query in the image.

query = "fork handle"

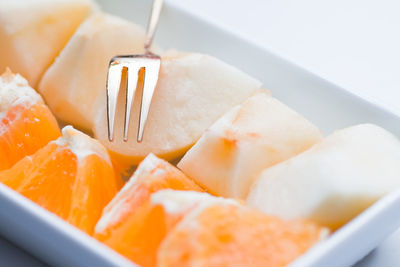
[144,0,163,53]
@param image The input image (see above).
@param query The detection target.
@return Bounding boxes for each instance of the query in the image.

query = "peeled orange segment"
[95,190,236,267]
[39,12,146,130]
[247,124,400,230]
[157,204,327,267]
[93,52,261,164]
[178,91,322,199]
[0,69,60,170]
[0,0,95,87]
[96,154,203,237]
[0,126,120,235]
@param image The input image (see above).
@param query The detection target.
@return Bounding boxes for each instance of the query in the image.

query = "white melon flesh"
[0,0,95,87]
[93,52,261,164]
[150,189,238,216]
[38,12,146,130]
[178,91,322,199]
[246,124,400,230]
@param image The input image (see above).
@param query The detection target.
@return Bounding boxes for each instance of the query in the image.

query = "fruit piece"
[95,190,233,267]
[95,154,203,238]
[157,201,327,267]
[0,69,60,170]
[247,124,400,230]
[39,12,147,130]
[94,52,261,165]
[0,0,95,87]
[178,91,322,199]
[0,126,120,235]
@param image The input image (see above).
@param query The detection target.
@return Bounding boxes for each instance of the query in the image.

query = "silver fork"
[106,0,163,143]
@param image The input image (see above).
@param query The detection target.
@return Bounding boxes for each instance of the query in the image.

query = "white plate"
[1,0,400,266]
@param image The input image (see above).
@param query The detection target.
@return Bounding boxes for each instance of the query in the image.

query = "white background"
[167,0,400,266]
[168,0,400,117]
[1,0,399,266]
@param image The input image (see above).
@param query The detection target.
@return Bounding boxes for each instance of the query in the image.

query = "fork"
[106,0,163,143]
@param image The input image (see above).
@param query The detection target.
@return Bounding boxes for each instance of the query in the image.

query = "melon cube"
[0,0,95,87]
[247,124,400,230]
[93,52,261,164]
[178,91,322,199]
[39,12,147,129]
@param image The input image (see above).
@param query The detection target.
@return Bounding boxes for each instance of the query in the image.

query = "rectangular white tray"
[1,0,400,266]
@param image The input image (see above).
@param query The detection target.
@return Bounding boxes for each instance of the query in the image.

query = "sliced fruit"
[95,190,232,267]
[0,126,121,235]
[39,12,147,130]
[157,201,327,267]
[0,69,60,170]
[0,0,95,86]
[94,51,261,165]
[95,153,203,238]
[178,91,322,199]
[247,124,400,230]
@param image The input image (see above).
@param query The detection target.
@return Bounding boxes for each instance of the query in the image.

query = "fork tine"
[106,59,124,142]
[137,60,161,142]
[123,66,141,142]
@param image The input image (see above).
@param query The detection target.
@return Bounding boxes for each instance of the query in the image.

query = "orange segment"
[0,69,61,170]
[0,69,60,170]
[97,153,203,235]
[157,204,327,267]
[0,141,75,218]
[0,104,61,170]
[0,126,121,235]
[95,190,233,267]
